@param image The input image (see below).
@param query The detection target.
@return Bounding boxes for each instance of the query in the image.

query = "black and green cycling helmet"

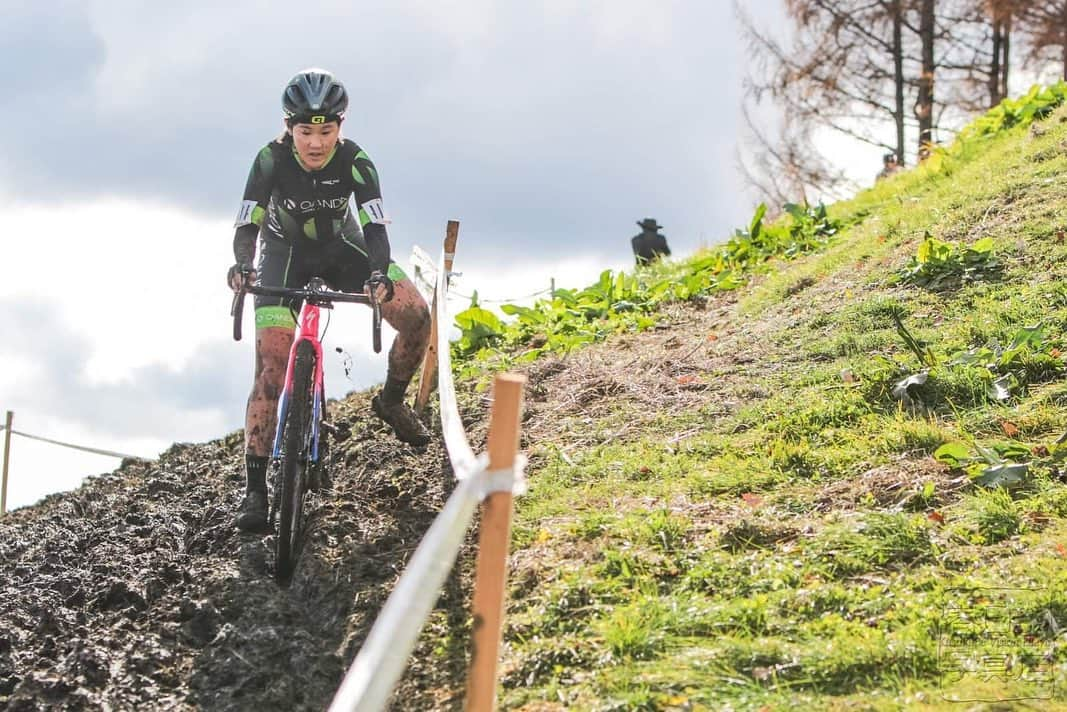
[282,68,348,126]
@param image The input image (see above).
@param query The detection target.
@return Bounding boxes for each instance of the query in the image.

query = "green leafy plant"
[967,488,1024,544]
[870,319,1061,409]
[453,302,504,354]
[900,234,999,289]
[946,323,1061,400]
[598,597,668,660]
[957,82,1067,145]
[452,201,840,366]
[933,440,1032,489]
[921,82,1067,176]
[642,509,690,552]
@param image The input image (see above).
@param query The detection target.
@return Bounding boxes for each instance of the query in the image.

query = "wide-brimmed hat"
[637,218,663,230]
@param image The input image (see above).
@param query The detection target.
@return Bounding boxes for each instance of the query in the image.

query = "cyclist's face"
[291,121,340,169]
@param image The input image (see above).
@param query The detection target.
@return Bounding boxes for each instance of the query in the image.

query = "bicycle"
[231,275,382,583]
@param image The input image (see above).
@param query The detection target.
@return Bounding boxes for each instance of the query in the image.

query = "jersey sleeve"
[350,147,390,228]
[350,146,391,273]
[234,145,275,228]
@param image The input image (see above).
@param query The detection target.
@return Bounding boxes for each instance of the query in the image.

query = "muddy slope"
[0,390,478,711]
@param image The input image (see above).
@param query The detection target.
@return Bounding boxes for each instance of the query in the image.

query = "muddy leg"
[380,278,430,392]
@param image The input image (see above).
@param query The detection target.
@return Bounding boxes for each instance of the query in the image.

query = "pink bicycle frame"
[271,303,326,462]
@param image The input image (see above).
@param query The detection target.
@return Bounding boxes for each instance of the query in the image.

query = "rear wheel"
[275,339,317,583]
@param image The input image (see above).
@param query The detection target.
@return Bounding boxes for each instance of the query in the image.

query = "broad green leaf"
[749,203,768,237]
[934,442,972,467]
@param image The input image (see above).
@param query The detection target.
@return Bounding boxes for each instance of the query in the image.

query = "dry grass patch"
[808,457,968,513]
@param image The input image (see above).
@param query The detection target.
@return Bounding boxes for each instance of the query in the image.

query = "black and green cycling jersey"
[232,133,407,328]
[234,133,393,268]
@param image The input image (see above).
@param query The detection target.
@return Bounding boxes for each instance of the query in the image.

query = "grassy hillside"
[439,86,1067,709]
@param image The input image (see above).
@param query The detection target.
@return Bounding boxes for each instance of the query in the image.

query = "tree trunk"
[1000,13,1010,101]
[990,18,1003,107]
[917,0,935,155]
[893,0,906,165]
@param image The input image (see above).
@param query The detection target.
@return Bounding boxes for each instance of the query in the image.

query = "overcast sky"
[0,0,799,509]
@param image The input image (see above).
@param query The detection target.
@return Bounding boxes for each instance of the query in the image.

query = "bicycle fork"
[271,308,328,499]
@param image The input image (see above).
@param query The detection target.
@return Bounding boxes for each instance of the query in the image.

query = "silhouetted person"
[876,152,901,182]
[631,218,671,266]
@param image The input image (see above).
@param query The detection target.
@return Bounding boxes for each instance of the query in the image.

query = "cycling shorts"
[253,235,408,330]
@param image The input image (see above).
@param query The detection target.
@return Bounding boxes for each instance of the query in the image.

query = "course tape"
[434,248,479,477]
[327,474,482,712]
[328,247,527,712]
[5,428,150,461]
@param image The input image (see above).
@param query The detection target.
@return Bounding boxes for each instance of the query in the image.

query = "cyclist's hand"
[365,270,395,303]
[228,263,255,292]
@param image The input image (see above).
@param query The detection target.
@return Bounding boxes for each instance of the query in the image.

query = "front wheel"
[275,339,317,583]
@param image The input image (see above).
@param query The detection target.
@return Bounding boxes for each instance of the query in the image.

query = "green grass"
[432,94,1067,709]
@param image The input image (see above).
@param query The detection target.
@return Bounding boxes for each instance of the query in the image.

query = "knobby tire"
[276,339,316,583]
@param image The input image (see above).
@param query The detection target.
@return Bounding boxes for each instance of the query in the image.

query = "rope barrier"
[5,428,151,461]
[449,287,553,305]
[410,247,554,306]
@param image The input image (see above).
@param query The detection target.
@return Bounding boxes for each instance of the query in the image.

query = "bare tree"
[990,0,1013,104]
[1016,1,1067,80]
[736,0,1034,203]
[737,0,912,202]
[892,0,907,160]
[936,0,1016,111]
[915,0,936,152]
[736,103,848,209]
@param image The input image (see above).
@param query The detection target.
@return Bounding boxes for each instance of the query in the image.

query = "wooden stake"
[414,220,460,414]
[465,374,526,712]
[1,411,12,517]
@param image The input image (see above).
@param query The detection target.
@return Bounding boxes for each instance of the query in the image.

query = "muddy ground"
[0,386,489,711]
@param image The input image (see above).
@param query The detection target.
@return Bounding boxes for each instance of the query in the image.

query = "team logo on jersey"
[283,197,348,212]
[322,178,340,185]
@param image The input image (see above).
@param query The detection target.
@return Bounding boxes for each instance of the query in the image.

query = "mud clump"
[0,393,470,710]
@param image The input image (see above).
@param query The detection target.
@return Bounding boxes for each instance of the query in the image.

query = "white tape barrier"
[327,473,481,712]
[327,249,525,712]
[327,457,527,712]
[432,252,479,477]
